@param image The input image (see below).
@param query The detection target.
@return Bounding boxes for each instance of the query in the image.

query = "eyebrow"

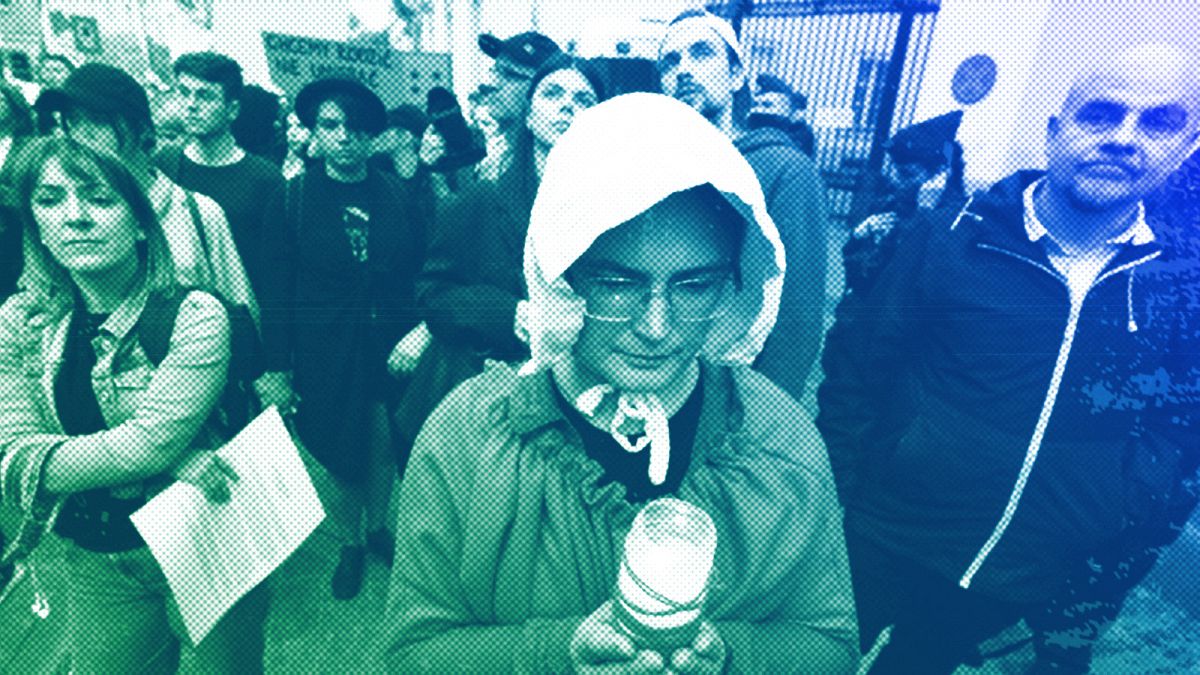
[576,260,734,280]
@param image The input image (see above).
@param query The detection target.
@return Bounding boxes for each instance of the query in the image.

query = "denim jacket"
[0,285,230,527]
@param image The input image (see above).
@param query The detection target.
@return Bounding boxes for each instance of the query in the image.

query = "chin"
[602,356,690,394]
[1069,182,1138,212]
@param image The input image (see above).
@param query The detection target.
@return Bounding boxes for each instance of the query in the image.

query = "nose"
[1108,115,1140,149]
[633,293,670,341]
[63,193,91,227]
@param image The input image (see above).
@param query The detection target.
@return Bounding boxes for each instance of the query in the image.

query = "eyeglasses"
[573,271,735,323]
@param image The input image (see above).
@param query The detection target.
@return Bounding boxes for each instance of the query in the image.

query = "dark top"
[817,170,1200,602]
[416,158,537,359]
[156,145,284,290]
[0,137,29,302]
[52,308,149,552]
[551,374,704,503]
[54,308,108,435]
[257,164,425,481]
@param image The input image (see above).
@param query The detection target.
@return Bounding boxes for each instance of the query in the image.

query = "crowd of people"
[0,7,1197,674]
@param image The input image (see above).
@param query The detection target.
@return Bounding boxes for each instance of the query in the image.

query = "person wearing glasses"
[379,93,857,674]
[472,31,561,182]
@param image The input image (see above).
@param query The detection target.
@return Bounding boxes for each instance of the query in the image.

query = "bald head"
[1062,43,1200,121]
[1046,42,1200,212]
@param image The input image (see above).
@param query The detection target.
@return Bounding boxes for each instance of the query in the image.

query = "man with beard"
[658,9,831,404]
[818,43,1200,673]
[156,52,283,290]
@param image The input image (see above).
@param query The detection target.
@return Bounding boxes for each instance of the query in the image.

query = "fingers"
[571,600,666,675]
[179,454,237,504]
[670,623,725,675]
[212,455,239,483]
[573,622,635,664]
[578,650,662,675]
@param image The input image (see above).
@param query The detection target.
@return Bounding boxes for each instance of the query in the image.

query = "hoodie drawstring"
[1127,267,1139,333]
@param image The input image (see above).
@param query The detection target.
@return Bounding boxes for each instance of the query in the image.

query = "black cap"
[425,87,485,173]
[294,77,387,137]
[478,31,560,72]
[886,110,964,166]
[755,73,806,111]
[35,63,152,132]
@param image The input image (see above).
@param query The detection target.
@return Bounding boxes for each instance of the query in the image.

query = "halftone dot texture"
[3,1,1200,673]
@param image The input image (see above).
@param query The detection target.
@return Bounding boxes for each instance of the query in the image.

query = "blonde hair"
[10,135,177,317]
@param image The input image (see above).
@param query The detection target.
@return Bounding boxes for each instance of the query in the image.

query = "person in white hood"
[379,93,856,674]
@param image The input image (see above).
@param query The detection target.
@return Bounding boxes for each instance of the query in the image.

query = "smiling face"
[33,156,142,277]
[1047,47,1200,211]
[569,189,739,394]
[658,22,743,121]
[526,68,598,150]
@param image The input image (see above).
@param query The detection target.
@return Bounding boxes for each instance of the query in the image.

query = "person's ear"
[228,98,241,125]
[140,128,157,154]
[1047,115,1061,139]
[730,60,746,92]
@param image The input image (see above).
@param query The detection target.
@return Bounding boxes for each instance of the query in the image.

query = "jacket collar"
[506,361,741,463]
[1022,178,1155,247]
[965,172,1164,267]
[95,280,151,343]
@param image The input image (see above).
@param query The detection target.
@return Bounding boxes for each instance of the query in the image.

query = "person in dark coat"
[393,55,606,453]
[817,44,1200,673]
[255,78,426,600]
[842,110,967,297]
[658,9,832,403]
[749,73,815,158]
[0,81,36,302]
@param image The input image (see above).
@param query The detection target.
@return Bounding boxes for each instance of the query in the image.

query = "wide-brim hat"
[35,63,152,131]
[294,77,387,137]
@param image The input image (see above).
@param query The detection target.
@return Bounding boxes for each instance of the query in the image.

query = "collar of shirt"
[1023,178,1155,249]
[95,281,151,344]
[148,171,175,223]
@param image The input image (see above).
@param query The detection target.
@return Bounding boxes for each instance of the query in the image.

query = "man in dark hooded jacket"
[658,9,830,402]
[818,44,1200,673]
[750,73,815,158]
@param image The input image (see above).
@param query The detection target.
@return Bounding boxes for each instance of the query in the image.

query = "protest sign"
[262,31,451,107]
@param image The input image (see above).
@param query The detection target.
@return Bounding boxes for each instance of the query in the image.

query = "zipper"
[958,242,1160,590]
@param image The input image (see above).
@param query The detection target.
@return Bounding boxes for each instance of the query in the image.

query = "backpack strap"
[138,290,189,367]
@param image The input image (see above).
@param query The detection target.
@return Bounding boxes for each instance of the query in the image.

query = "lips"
[617,351,676,369]
[1079,161,1138,179]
